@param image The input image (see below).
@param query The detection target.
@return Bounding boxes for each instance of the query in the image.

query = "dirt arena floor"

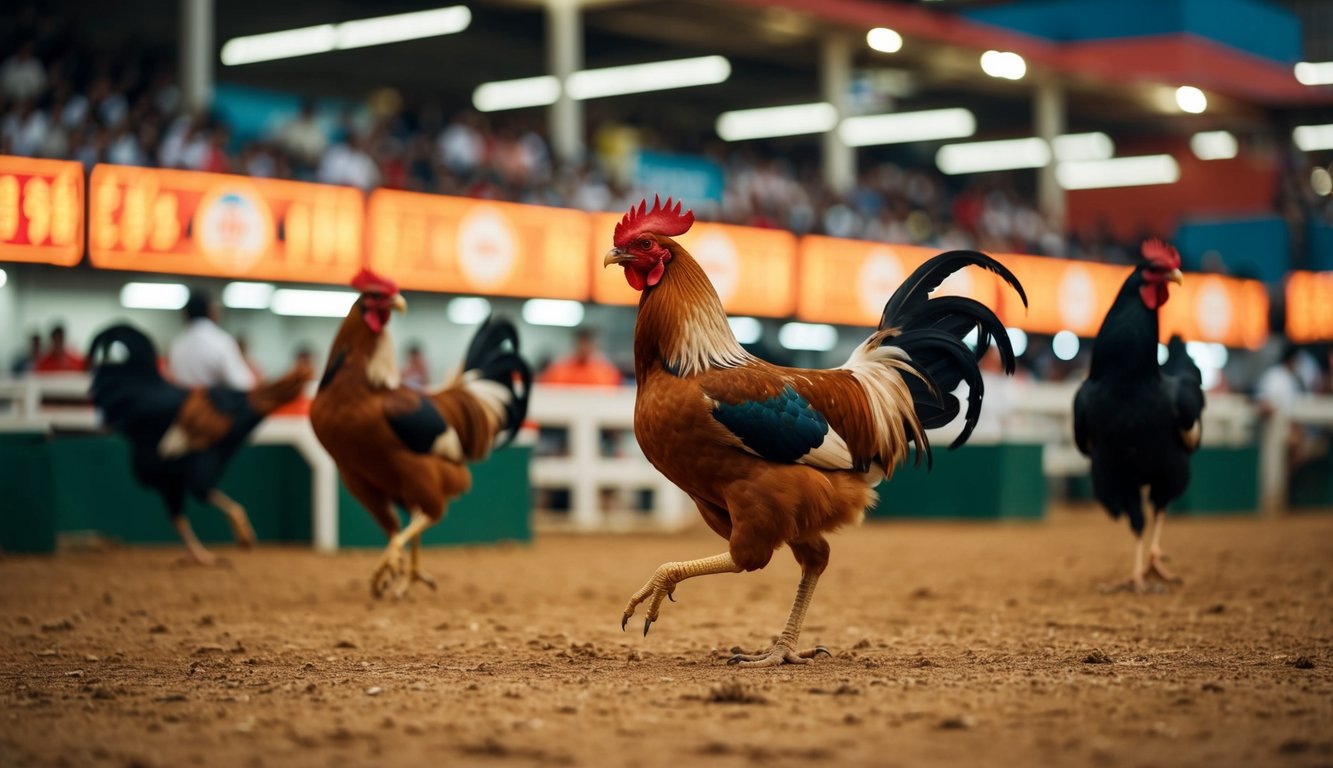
[1,507,1330,768]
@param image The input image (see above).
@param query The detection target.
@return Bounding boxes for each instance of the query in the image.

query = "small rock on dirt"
[335,640,357,649]
[707,681,765,705]
[1290,656,1315,670]
[365,686,383,696]
[1083,649,1113,664]
[938,715,976,730]
[148,624,168,634]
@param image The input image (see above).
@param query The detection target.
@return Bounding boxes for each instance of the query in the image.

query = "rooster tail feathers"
[87,323,160,379]
[247,364,313,416]
[86,323,168,423]
[877,251,1025,451]
[459,316,532,449]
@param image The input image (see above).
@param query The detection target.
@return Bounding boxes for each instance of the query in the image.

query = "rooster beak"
[392,294,408,313]
[604,248,631,267]
[1166,269,1184,285]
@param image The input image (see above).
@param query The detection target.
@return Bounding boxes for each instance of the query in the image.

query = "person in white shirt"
[169,289,257,390]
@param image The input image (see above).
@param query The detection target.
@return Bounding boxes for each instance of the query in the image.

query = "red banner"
[0,155,83,266]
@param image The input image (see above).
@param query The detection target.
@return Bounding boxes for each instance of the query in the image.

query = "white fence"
[0,374,1325,544]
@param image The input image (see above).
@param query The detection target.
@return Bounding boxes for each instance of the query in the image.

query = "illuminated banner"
[1286,271,1333,343]
[368,191,590,300]
[796,236,1002,327]
[89,165,363,283]
[997,254,1268,348]
[0,155,83,266]
[590,214,798,316]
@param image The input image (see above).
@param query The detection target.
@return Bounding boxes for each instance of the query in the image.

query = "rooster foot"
[1145,555,1182,585]
[371,547,406,599]
[1100,576,1170,594]
[227,509,256,550]
[392,569,438,599]
[727,644,831,668]
[621,568,677,636]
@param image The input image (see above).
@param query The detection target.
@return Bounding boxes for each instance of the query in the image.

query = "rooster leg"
[395,533,438,598]
[728,571,831,668]
[208,490,256,549]
[373,510,432,599]
[172,517,217,566]
[1102,535,1148,593]
[622,553,741,636]
[1145,510,1182,584]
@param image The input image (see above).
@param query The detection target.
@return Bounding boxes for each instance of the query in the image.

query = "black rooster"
[1073,241,1204,590]
[87,324,311,564]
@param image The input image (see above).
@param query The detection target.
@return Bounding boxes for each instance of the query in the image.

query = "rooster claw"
[643,618,653,637]
[621,614,629,631]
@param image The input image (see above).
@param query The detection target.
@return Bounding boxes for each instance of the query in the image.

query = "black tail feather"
[462,316,533,448]
[879,251,1026,452]
[86,324,175,430]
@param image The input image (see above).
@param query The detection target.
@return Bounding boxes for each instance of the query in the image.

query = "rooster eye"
[639,238,651,249]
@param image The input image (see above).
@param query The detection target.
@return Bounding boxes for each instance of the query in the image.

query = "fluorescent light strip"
[1052,330,1080,361]
[1055,155,1180,190]
[728,316,762,344]
[120,282,189,310]
[565,56,730,100]
[221,6,471,66]
[1191,130,1238,161]
[522,299,585,327]
[1294,61,1333,86]
[270,289,358,317]
[473,76,561,112]
[1052,132,1113,162]
[1006,327,1028,357]
[0,268,7,289]
[839,108,976,148]
[716,102,838,141]
[936,137,1050,175]
[1294,123,1333,152]
[866,27,903,54]
[222,281,275,310]
[778,322,838,352]
[980,50,1026,80]
[1175,86,1207,114]
[448,297,492,325]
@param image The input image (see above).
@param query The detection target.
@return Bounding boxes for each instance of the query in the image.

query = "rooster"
[87,324,311,564]
[1074,240,1203,591]
[603,197,1026,667]
[309,269,531,598]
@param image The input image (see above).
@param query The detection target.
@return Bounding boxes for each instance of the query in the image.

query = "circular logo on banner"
[1196,279,1231,340]
[858,249,904,319]
[1058,264,1096,332]
[457,205,517,289]
[692,231,740,304]
[195,186,274,272]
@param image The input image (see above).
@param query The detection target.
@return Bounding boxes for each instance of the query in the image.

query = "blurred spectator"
[278,100,327,174]
[169,288,256,390]
[538,329,622,387]
[0,42,46,102]
[1255,343,1323,472]
[34,324,84,372]
[438,111,485,177]
[402,343,431,391]
[10,332,42,376]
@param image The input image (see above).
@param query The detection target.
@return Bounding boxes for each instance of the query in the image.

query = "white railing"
[1260,397,1333,515]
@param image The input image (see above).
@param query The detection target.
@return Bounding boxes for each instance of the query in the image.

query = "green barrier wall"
[0,434,530,553]
[870,444,1046,520]
[1065,445,1260,515]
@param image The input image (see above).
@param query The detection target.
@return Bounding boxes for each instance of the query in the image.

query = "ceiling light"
[936,137,1050,175]
[980,50,1026,80]
[1056,155,1180,190]
[1312,167,1332,197]
[1052,330,1080,361]
[1052,132,1114,162]
[1006,327,1028,357]
[1294,61,1333,86]
[1175,86,1207,114]
[522,299,585,327]
[222,281,275,310]
[728,316,762,344]
[1190,131,1238,161]
[1294,123,1333,152]
[778,322,838,352]
[270,289,358,317]
[866,28,903,54]
[566,55,730,100]
[716,102,838,141]
[838,108,976,148]
[1157,343,1169,365]
[120,282,189,310]
[448,297,492,325]
[0,268,7,289]
[472,76,561,113]
[221,6,471,66]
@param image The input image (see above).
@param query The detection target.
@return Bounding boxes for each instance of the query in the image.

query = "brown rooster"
[604,197,1026,667]
[87,324,312,564]
[310,269,531,598]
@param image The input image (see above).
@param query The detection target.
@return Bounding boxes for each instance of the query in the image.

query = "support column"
[820,35,855,195]
[180,0,215,113]
[1034,79,1066,233]
[547,0,584,166]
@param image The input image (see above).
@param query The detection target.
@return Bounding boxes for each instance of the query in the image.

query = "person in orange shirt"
[537,328,623,387]
[34,325,84,373]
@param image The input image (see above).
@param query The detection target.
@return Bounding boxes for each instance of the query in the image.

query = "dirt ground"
[1,507,1330,768]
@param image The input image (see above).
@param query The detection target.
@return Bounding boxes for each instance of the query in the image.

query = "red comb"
[614,196,694,248]
[1142,239,1180,270]
[351,268,399,295]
